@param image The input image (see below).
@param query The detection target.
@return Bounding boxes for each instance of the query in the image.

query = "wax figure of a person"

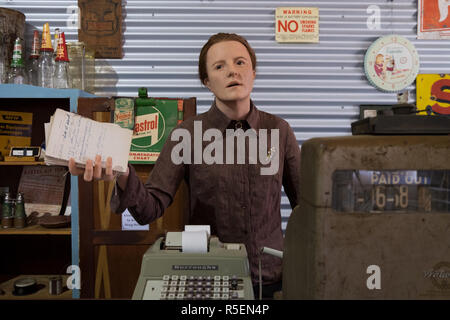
[69,33,301,299]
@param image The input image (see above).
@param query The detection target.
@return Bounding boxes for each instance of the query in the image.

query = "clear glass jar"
[67,41,95,93]
[67,41,84,90]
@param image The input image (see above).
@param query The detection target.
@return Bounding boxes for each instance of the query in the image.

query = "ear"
[203,78,211,90]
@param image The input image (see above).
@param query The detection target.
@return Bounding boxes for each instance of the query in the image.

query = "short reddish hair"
[198,33,257,85]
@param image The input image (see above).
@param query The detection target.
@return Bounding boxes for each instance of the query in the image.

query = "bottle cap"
[29,30,40,58]
[11,38,24,68]
[40,23,54,52]
[138,87,148,98]
[55,32,69,62]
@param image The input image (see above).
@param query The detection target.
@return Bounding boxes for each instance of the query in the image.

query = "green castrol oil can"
[129,87,179,164]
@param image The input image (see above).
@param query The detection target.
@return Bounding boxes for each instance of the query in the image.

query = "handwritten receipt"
[45,108,133,173]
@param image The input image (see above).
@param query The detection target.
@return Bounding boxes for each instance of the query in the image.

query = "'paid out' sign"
[275,7,319,43]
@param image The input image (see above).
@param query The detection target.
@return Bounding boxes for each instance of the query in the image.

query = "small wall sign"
[275,7,319,43]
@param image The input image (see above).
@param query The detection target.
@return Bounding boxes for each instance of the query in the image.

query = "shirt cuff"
[110,163,137,214]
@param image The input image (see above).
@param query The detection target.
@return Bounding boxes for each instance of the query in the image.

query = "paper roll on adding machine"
[132,226,255,300]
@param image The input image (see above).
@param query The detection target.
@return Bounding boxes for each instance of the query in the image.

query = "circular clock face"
[364,35,420,92]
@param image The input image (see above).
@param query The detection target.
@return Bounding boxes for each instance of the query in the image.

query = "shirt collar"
[207,99,260,133]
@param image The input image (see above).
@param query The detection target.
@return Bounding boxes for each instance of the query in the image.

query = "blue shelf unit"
[0,84,96,299]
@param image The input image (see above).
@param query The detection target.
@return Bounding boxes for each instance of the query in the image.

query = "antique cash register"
[283,135,450,299]
[132,227,254,300]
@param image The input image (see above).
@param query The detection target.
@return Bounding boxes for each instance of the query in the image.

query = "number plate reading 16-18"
[332,170,450,213]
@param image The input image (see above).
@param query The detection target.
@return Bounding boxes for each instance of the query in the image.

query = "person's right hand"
[68,155,114,182]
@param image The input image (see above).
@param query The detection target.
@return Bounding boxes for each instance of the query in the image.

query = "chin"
[219,92,251,102]
[219,97,247,104]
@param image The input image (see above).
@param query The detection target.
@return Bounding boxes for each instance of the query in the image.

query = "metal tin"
[114,98,135,130]
[49,276,63,295]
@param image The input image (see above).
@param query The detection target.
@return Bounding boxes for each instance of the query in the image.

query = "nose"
[227,65,238,77]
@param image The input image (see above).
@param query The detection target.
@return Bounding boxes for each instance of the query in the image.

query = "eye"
[237,60,245,65]
[215,64,222,70]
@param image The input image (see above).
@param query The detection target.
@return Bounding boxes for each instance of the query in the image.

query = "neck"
[215,98,251,120]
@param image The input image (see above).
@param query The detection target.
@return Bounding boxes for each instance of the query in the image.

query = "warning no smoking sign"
[275,7,319,43]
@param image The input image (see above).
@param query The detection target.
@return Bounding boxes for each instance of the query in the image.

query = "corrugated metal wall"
[5,0,450,230]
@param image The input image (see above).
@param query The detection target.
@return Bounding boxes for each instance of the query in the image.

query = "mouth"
[227,82,241,88]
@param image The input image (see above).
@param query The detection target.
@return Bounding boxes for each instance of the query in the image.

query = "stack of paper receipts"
[44,108,133,173]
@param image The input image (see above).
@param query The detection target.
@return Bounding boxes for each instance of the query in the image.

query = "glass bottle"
[7,37,28,84]
[54,62,69,88]
[28,30,40,86]
[53,32,70,88]
[38,23,54,88]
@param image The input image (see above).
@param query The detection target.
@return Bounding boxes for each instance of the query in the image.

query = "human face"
[204,41,256,106]
[376,54,384,65]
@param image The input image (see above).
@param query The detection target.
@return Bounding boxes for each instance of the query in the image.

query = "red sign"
[418,0,450,39]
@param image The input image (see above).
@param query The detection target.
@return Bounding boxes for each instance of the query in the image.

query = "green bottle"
[7,38,28,84]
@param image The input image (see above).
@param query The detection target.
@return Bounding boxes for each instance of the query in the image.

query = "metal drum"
[0,8,26,83]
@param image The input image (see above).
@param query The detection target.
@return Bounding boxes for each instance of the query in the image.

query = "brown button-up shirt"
[111,100,301,285]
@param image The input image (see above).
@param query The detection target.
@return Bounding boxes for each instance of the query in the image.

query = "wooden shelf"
[0,224,71,235]
[0,275,72,300]
[0,161,45,166]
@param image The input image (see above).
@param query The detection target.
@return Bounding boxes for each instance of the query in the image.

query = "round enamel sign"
[364,35,420,92]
